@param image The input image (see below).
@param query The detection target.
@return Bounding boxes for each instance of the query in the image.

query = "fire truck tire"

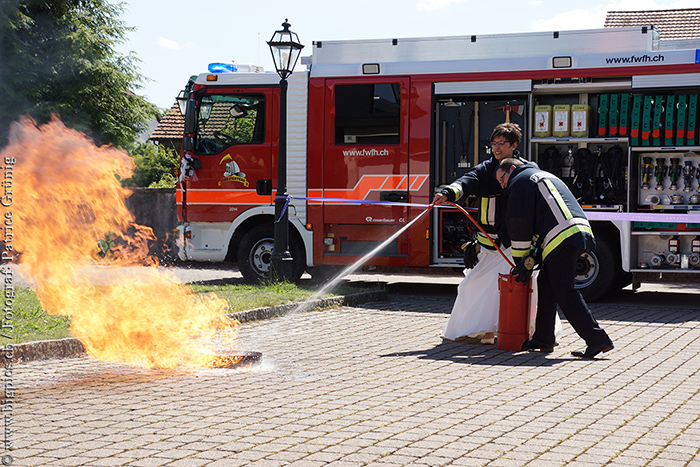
[236,224,305,284]
[574,234,620,302]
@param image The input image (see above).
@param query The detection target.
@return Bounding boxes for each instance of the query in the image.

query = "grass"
[189,281,353,312]
[9,281,377,344]
[10,289,72,344]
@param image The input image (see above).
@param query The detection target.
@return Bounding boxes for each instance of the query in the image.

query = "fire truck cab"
[176,26,700,301]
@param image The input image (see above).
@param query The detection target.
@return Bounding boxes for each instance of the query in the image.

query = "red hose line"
[443,201,515,268]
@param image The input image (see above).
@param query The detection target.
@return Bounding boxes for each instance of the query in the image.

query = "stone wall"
[125,188,179,263]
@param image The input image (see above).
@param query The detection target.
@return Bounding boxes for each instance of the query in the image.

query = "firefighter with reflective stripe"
[433,123,537,344]
[496,157,614,359]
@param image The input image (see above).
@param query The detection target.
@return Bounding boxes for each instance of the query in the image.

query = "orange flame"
[4,117,238,369]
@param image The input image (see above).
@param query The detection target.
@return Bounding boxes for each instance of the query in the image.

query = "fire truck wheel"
[237,224,305,284]
[574,234,620,302]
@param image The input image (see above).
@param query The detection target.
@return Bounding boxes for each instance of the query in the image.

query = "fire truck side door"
[319,77,411,261]
[322,78,410,220]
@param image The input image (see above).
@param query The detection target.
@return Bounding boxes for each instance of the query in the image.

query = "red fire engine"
[176,26,700,301]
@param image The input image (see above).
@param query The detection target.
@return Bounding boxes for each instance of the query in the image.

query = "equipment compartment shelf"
[531,137,629,144]
[632,146,700,152]
[637,207,700,211]
[582,205,625,211]
[631,268,700,273]
[632,231,700,236]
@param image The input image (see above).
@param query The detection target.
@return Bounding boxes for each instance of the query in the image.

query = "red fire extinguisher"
[497,272,532,351]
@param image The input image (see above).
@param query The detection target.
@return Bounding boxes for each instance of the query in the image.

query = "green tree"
[125,141,179,188]
[221,108,257,143]
[0,0,157,148]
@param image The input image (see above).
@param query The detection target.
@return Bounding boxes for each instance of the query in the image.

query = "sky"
[115,0,699,111]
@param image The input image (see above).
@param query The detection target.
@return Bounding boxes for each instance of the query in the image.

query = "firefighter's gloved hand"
[461,240,480,269]
[512,254,537,284]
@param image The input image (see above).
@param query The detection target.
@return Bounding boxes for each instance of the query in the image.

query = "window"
[194,94,265,154]
[335,83,401,144]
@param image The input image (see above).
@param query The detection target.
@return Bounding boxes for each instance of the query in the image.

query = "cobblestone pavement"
[11,284,700,467]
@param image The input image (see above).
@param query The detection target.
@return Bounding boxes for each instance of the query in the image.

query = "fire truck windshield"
[194,94,265,154]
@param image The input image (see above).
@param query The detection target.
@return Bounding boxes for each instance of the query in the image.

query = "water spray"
[295,205,434,311]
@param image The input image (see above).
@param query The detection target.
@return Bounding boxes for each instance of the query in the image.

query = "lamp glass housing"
[199,96,214,121]
[176,90,188,116]
[267,20,304,80]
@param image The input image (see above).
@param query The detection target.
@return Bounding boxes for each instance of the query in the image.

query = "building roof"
[150,103,184,141]
[604,8,700,40]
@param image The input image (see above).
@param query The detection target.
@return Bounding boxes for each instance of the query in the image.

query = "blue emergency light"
[208,63,236,73]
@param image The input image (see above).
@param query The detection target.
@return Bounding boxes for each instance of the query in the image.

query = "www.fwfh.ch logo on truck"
[343,149,390,157]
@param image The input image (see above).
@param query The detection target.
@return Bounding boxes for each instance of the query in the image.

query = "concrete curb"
[13,290,388,363]
[13,337,87,363]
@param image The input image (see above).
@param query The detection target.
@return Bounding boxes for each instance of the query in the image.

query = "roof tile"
[605,8,700,40]
[150,103,185,140]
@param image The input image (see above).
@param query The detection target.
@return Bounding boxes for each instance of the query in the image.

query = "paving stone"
[9,287,700,466]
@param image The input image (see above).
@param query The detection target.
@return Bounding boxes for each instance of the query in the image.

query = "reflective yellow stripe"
[512,248,530,260]
[477,232,498,248]
[446,182,463,200]
[542,178,573,221]
[479,197,497,226]
[542,218,591,250]
[542,224,594,259]
[480,197,489,224]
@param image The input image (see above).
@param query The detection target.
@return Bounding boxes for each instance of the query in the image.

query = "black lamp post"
[267,19,304,281]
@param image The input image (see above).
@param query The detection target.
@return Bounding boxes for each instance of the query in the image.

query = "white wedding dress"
[441,247,561,341]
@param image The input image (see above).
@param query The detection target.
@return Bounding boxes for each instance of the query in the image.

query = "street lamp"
[176,77,196,116]
[267,19,304,281]
[176,89,189,116]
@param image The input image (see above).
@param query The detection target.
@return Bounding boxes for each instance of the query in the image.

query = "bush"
[126,142,179,188]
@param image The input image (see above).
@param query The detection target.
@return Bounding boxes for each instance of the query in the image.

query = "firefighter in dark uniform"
[495,157,614,359]
[433,123,537,343]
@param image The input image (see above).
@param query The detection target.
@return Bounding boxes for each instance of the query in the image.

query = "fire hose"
[445,201,515,268]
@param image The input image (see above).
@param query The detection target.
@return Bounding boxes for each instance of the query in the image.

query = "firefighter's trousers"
[532,245,612,347]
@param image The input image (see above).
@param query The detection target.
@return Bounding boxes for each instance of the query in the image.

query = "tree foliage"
[221,108,258,143]
[125,141,179,188]
[0,0,157,148]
